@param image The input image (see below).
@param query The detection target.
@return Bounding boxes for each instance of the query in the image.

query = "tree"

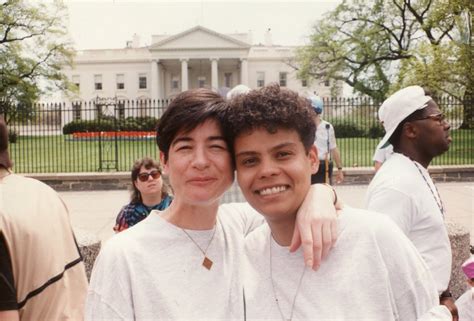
[0,0,74,124]
[297,0,472,128]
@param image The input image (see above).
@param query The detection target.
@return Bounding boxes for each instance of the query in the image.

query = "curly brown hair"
[220,84,316,153]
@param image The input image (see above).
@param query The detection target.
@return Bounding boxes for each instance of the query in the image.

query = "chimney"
[247,30,253,45]
[264,28,272,46]
[132,33,140,48]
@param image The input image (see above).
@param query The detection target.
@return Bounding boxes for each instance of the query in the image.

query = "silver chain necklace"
[269,233,307,321]
[180,219,219,270]
[412,161,445,218]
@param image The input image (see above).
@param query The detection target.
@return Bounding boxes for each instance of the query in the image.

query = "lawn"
[9,130,474,173]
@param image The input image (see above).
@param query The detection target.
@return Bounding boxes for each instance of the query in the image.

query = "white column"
[181,58,189,91]
[156,62,162,99]
[240,58,249,86]
[151,59,158,100]
[211,58,219,91]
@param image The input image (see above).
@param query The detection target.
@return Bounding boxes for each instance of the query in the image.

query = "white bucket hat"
[376,85,432,150]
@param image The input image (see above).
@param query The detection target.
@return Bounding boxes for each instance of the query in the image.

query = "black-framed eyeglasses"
[411,113,447,125]
[137,170,161,182]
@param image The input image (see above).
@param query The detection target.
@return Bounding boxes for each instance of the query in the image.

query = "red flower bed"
[72,131,155,139]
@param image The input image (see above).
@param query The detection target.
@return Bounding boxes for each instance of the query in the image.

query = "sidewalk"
[61,182,474,244]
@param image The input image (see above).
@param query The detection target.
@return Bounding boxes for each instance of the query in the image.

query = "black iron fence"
[6,96,473,173]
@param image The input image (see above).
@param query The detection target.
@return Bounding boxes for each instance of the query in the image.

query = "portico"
[148,26,250,99]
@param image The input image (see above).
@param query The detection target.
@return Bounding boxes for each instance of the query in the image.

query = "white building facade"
[64,26,340,103]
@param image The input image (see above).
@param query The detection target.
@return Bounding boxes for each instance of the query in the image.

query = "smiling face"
[234,128,318,222]
[163,118,233,207]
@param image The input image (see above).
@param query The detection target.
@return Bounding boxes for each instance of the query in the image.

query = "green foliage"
[331,120,365,138]
[62,117,159,134]
[367,124,385,139]
[8,128,17,144]
[0,0,74,124]
[297,0,472,104]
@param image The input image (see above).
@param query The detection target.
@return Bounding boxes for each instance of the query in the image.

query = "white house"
[64,26,340,103]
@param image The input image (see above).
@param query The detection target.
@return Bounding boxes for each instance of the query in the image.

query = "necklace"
[269,233,306,321]
[180,219,218,270]
[412,161,445,218]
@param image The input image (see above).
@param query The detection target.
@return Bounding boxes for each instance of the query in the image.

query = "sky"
[62,0,342,50]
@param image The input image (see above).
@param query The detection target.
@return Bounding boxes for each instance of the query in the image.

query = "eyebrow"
[235,141,296,158]
[171,135,226,146]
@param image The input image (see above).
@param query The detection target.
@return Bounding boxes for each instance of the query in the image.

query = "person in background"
[309,95,344,185]
[373,143,394,171]
[114,157,172,232]
[457,256,474,321]
[226,84,251,100]
[366,85,457,318]
[222,84,451,320]
[0,116,88,320]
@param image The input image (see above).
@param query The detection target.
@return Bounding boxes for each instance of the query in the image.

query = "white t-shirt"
[85,203,261,321]
[373,144,394,163]
[457,288,474,321]
[244,208,449,320]
[314,120,337,160]
[365,153,452,293]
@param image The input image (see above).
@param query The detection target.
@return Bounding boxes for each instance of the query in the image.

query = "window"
[257,72,265,87]
[302,79,308,87]
[139,74,147,89]
[116,74,125,90]
[72,75,80,89]
[224,73,232,88]
[171,76,179,90]
[279,72,287,87]
[94,74,102,90]
[198,76,206,88]
[325,79,330,87]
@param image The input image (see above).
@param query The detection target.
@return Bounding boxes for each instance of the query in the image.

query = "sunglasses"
[411,113,447,125]
[137,170,161,182]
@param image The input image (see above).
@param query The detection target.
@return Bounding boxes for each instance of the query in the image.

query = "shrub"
[63,116,159,134]
[332,120,365,138]
[8,129,18,144]
[368,124,385,138]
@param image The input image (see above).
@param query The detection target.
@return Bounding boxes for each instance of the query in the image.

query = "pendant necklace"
[180,219,219,270]
[412,161,445,218]
[269,232,306,321]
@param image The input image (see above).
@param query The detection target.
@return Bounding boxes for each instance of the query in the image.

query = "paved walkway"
[61,182,474,244]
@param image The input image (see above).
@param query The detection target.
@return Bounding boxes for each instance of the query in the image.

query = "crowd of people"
[0,83,470,320]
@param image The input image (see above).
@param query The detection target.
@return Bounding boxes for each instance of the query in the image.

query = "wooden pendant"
[202,256,213,270]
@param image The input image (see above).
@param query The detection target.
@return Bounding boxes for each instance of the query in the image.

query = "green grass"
[10,135,159,173]
[339,129,474,167]
[9,130,474,173]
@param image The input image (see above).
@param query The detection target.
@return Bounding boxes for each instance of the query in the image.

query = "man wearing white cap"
[457,257,474,321]
[365,86,456,317]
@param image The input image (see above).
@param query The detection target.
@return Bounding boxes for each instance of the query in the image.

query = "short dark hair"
[156,89,227,161]
[221,84,316,153]
[130,157,169,203]
[388,87,433,148]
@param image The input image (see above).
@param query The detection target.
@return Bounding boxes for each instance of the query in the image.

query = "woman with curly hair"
[113,157,172,232]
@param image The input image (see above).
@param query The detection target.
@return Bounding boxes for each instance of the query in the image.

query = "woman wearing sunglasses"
[113,157,172,232]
